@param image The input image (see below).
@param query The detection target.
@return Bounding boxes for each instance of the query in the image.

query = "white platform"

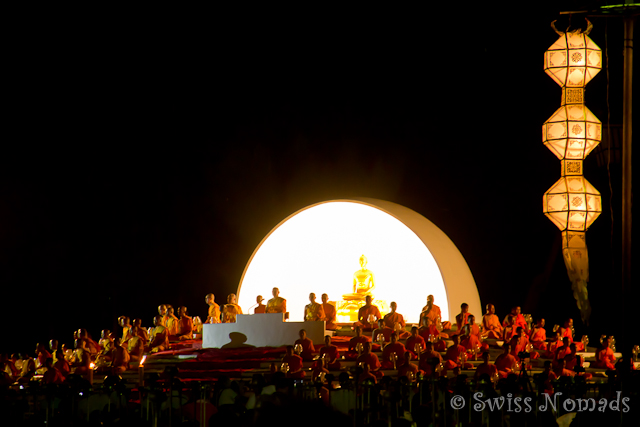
[202,313,325,349]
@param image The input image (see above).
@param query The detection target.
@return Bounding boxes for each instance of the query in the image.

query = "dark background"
[1,4,636,355]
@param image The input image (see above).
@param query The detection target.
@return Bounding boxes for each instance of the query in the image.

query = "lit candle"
[89,362,95,386]
[138,355,146,388]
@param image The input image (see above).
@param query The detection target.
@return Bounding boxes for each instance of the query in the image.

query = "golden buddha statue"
[337,255,388,323]
[343,255,375,301]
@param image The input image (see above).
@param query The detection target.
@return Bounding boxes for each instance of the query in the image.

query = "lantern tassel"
[562,242,591,324]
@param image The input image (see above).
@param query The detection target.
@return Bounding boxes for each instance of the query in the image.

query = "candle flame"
[89,362,95,369]
[140,355,147,366]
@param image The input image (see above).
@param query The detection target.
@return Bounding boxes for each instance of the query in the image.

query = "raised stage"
[202,313,325,348]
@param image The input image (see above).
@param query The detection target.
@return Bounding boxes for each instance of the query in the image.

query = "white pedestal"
[202,313,325,349]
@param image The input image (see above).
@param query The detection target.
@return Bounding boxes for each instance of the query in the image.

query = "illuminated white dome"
[237,199,481,324]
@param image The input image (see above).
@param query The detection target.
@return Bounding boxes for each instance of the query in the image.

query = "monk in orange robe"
[177,306,194,340]
[397,351,419,380]
[418,342,443,377]
[42,358,65,385]
[502,315,518,342]
[318,335,341,370]
[443,335,473,370]
[310,360,330,381]
[406,326,426,358]
[53,350,70,378]
[529,318,548,351]
[494,342,516,379]
[294,329,316,361]
[131,319,149,344]
[254,295,266,314]
[554,337,572,367]
[461,315,489,357]
[164,307,179,335]
[381,332,407,369]
[36,343,52,369]
[353,295,381,330]
[147,316,169,353]
[157,305,167,326]
[112,337,131,375]
[356,342,383,378]
[419,317,446,352]
[346,326,371,360]
[358,363,378,384]
[321,294,337,330]
[222,293,243,323]
[481,304,503,339]
[304,293,326,322]
[559,318,584,351]
[591,337,616,370]
[454,303,472,335]
[563,343,591,378]
[420,294,442,325]
[205,294,221,323]
[266,287,286,314]
[282,346,305,379]
[474,351,499,381]
[383,302,405,329]
[504,307,527,332]
[372,319,394,344]
[125,326,144,362]
[510,327,539,359]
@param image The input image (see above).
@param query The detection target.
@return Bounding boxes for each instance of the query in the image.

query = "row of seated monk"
[273,312,631,385]
[2,294,630,387]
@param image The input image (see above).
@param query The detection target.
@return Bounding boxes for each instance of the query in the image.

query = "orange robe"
[482,314,503,339]
[592,347,616,370]
[165,316,179,335]
[418,350,443,377]
[398,362,419,379]
[322,302,337,329]
[462,324,489,356]
[406,335,426,357]
[148,325,169,353]
[254,304,266,314]
[381,342,406,369]
[475,363,498,380]
[357,352,383,378]
[420,304,442,324]
[419,325,446,351]
[346,335,370,360]
[319,345,341,370]
[355,305,382,329]
[282,354,305,379]
[178,316,194,337]
[222,303,242,323]
[294,337,315,361]
[455,312,472,334]
[494,353,516,378]
[207,303,221,323]
[373,327,394,344]
[304,302,325,322]
[560,327,584,351]
[266,297,286,314]
[530,326,548,350]
[383,312,406,329]
[444,344,473,370]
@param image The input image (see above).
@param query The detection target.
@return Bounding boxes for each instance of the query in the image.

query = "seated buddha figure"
[343,255,375,301]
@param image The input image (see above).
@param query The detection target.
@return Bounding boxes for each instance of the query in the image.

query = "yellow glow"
[140,355,147,366]
[238,201,449,323]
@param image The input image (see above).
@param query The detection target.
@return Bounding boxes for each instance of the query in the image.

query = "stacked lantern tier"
[542,23,602,323]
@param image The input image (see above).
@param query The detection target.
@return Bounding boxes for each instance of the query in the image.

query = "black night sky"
[1,5,636,355]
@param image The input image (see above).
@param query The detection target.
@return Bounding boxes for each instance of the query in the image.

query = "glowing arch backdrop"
[237,199,481,324]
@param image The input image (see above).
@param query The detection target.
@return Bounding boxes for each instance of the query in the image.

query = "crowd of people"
[0,289,634,392]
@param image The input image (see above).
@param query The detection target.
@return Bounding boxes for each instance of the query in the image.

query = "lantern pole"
[620,15,633,342]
